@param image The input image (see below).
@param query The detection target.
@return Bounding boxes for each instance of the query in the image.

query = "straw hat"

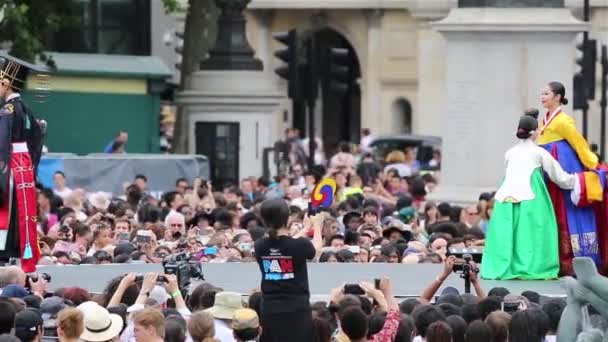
[78,302,123,342]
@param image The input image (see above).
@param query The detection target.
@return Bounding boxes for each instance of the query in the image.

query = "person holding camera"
[419,255,485,304]
[330,278,401,342]
[254,198,323,342]
[118,273,190,342]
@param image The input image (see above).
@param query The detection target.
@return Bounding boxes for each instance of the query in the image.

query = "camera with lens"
[162,252,204,295]
[446,248,482,294]
[26,273,51,288]
[134,274,169,283]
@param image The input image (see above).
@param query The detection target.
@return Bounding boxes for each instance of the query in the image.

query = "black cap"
[14,308,43,339]
[0,52,48,91]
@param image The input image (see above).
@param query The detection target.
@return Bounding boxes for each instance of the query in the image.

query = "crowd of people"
[30,127,481,269]
[0,251,584,342]
[1,121,606,341]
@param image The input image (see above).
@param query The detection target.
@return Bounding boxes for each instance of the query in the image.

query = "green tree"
[0,0,76,62]
[163,0,218,154]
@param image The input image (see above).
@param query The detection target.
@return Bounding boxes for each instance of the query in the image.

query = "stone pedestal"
[429,7,588,204]
[179,70,282,180]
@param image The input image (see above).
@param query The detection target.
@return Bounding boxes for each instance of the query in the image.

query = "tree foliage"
[163,0,219,153]
[0,0,76,62]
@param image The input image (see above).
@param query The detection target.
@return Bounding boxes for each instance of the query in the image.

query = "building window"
[51,0,150,55]
[391,98,412,134]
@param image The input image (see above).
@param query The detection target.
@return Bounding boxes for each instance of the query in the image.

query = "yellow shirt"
[538,111,598,170]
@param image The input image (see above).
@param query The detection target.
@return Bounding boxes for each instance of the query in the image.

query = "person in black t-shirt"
[254,198,323,342]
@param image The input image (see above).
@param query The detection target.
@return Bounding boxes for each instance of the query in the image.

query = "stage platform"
[37,263,565,298]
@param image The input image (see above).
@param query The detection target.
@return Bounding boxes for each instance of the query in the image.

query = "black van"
[368,134,442,171]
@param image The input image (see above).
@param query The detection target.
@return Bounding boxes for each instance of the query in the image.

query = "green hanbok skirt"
[480,168,559,280]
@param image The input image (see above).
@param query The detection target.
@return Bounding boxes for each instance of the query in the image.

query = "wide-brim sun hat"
[78,302,123,342]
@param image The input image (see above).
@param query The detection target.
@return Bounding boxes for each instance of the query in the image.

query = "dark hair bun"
[561,97,569,105]
[516,115,538,140]
[516,129,531,139]
[525,108,539,120]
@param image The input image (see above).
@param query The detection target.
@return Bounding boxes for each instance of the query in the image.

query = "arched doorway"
[391,98,412,134]
[292,28,361,157]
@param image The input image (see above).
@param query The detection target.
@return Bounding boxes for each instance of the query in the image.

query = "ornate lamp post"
[201,0,263,70]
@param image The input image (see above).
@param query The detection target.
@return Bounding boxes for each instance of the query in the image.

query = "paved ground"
[38,262,565,297]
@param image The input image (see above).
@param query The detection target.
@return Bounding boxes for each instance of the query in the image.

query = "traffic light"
[573,73,587,110]
[174,29,184,70]
[273,30,303,99]
[584,39,597,100]
[575,39,597,101]
[601,44,607,109]
[328,48,351,93]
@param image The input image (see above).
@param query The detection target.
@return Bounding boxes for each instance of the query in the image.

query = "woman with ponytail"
[538,81,608,275]
[481,115,576,280]
[254,198,324,342]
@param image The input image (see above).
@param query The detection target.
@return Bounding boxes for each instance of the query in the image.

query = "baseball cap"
[231,308,260,331]
[14,308,43,340]
[0,284,29,298]
[40,296,69,320]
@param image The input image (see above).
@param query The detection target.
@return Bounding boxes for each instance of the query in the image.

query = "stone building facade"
[242,0,608,151]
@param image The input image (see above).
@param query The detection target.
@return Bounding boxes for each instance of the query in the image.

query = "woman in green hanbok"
[481,115,576,280]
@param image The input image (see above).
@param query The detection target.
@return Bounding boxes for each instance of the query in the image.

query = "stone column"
[429,2,588,204]
[586,3,608,151]
[362,9,384,135]
[252,10,274,75]
[409,0,454,136]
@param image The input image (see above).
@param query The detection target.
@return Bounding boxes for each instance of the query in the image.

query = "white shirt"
[384,163,412,178]
[214,319,237,342]
[494,139,575,202]
[361,135,374,152]
[54,187,72,199]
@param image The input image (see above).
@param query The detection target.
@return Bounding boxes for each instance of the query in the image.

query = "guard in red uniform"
[0,54,46,272]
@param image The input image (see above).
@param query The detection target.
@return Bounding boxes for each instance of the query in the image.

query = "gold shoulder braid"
[4,103,13,113]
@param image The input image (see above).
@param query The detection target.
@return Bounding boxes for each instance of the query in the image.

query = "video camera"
[446,247,483,294]
[162,252,204,295]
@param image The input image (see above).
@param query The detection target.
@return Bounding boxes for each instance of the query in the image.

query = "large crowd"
[0,259,579,342]
[0,128,605,341]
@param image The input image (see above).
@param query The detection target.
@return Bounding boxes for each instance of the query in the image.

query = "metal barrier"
[36,262,564,297]
[38,154,209,197]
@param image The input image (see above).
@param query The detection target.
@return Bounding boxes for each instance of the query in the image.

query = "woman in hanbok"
[481,115,576,280]
[538,81,608,275]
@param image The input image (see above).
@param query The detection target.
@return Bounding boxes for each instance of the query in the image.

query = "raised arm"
[420,256,455,304]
